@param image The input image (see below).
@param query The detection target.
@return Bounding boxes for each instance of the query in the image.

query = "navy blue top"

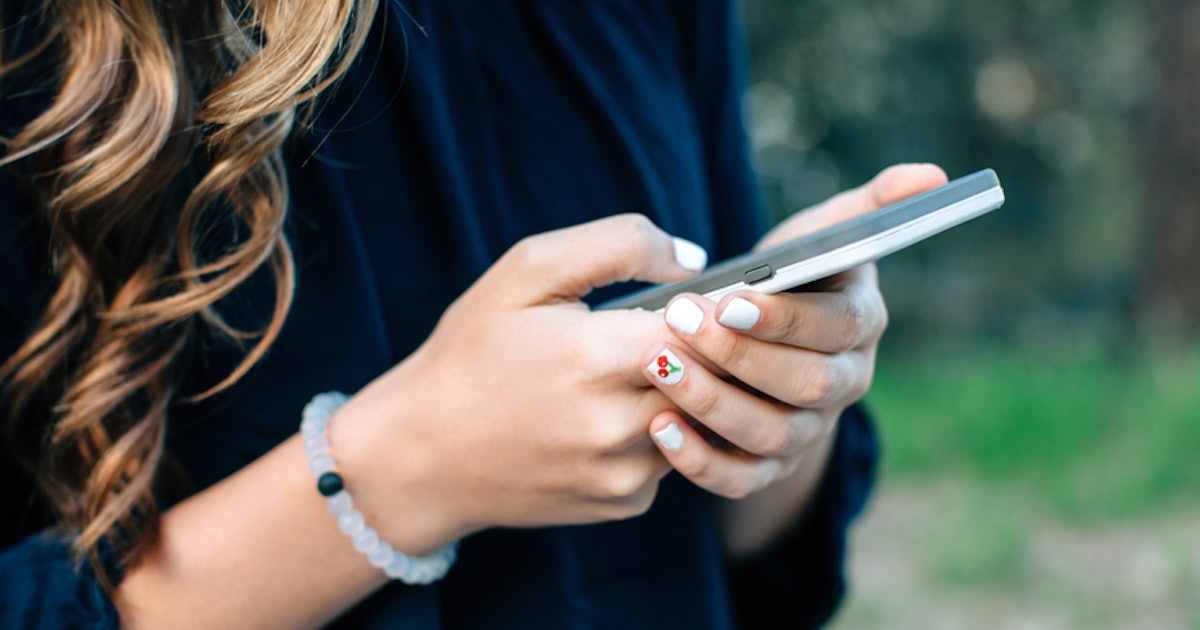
[0,1,878,627]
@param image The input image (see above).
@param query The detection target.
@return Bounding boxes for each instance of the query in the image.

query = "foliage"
[741,4,1200,625]
[741,0,1156,353]
[840,344,1200,628]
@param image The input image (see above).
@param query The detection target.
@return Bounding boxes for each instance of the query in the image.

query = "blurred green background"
[740,0,1200,627]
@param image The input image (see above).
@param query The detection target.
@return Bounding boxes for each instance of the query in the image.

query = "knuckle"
[617,212,656,234]
[751,424,791,458]
[672,449,712,482]
[710,332,753,370]
[798,416,837,449]
[506,234,547,271]
[597,474,658,520]
[879,304,890,335]
[846,370,873,403]
[628,499,653,519]
[818,417,838,442]
[602,491,654,521]
[793,413,827,447]
[874,297,890,336]
[854,288,891,345]
[584,415,640,452]
[790,361,836,406]
[598,467,647,501]
[615,213,657,254]
[779,301,810,341]
[626,485,658,518]
[836,301,865,351]
[720,478,754,501]
[599,214,657,283]
[689,385,722,420]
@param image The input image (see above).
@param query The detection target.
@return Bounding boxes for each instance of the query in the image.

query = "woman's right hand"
[330,214,708,555]
[112,214,707,628]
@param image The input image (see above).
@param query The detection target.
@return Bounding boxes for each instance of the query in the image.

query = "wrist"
[303,392,459,583]
[323,382,472,557]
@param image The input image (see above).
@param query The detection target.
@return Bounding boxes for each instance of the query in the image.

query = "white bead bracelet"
[301,391,458,585]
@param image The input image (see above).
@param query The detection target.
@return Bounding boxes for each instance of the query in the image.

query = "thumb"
[488,213,707,306]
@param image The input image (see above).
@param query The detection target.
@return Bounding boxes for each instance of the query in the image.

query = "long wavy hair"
[0,0,377,587]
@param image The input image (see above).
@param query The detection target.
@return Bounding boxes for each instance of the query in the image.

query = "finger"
[647,411,791,500]
[579,307,693,389]
[711,265,887,354]
[641,344,835,457]
[757,163,949,250]
[489,213,707,306]
[661,295,875,408]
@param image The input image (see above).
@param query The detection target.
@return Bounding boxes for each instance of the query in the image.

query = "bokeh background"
[740,1,1200,628]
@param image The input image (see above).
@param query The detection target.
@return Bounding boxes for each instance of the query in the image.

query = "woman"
[0,0,945,626]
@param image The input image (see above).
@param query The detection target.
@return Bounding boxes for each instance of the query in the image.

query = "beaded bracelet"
[301,391,459,585]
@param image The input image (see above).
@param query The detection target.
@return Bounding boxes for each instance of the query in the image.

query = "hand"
[643,164,948,500]
[330,214,708,554]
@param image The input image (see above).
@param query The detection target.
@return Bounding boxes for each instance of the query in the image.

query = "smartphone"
[598,168,1004,311]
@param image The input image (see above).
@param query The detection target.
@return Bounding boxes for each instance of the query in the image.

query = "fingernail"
[673,237,708,272]
[647,348,685,385]
[717,297,760,330]
[653,422,684,451]
[665,297,704,335]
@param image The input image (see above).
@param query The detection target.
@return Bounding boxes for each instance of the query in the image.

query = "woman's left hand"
[643,264,884,499]
[643,163,947,503]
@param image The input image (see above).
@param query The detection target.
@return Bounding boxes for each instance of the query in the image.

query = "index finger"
[489,214,707,307]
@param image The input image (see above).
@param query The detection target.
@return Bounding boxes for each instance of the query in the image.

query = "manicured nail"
[673,237,708,272]
[647,348,685,385]
[653,422,684,451]
[717,297,760,330]
[665,297,703,335]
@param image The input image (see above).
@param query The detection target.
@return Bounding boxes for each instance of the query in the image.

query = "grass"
[865,343,1200,521]
[832,478,1200,629]
[830,343,1200,629]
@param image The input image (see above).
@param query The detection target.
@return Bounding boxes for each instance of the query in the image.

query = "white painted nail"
[672,237,708,272]
[653,423,684,451]
[665,297,703,335]
[717,297,760,330]
[647,349,685,385]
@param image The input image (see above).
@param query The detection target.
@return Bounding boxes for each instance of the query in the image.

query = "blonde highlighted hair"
[0,0,377,587]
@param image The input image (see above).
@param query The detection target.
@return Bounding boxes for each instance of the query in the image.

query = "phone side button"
[744,265,773,284]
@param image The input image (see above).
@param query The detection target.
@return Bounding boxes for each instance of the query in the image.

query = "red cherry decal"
[657,355,668,368]
[658,368,669,378]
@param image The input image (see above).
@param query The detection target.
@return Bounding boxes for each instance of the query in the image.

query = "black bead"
[317,471,344,497]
